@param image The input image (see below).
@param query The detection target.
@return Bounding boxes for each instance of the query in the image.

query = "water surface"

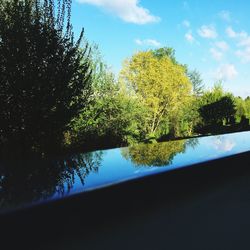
[0,131,250,213]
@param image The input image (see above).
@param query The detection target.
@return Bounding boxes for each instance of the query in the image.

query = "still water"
[0,131,250,213]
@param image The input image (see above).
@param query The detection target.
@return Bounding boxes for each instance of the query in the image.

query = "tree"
[199,96,236,126]
[0,0,92,154]
[235,97,246,122]
[151,47,178,64]
[244,97,250,119]
[119,50,192,138]
[187,69,204,97]
[197,83,237,127]
[68,46,147,148]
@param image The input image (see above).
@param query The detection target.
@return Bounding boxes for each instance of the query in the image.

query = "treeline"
[0,0,249,156]
[66,47,250,151]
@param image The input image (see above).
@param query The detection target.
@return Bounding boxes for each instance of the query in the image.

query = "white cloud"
[215,41,229,51]
[198,25,217,39]
[77,0,160,24]
[226,26,248,40]
[215,64,238,81]
[236,47,250,63]
[182,20,190,28]
[238,36,250,47]
[135,39,143,45]
[226,26,250,63]
[135,39,161,47]
[218,10,231,22]
[226,26,237,38]
[185,32,194,43]
[210,48,223,61]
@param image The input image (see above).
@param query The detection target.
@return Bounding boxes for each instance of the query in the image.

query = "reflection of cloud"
[134,167,158,174]
[212,137,235,152]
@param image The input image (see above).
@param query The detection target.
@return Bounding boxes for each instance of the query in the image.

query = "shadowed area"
[0,132,250,250]
[1,131,249,214]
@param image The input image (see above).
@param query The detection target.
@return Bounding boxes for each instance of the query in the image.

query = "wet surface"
[1,131,250,214]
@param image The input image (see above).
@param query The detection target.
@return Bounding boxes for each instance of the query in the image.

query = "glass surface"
[0,131,250,214]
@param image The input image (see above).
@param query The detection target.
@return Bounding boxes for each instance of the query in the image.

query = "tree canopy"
[0,0,92,154]
[199,96,236,126]
[120,50,192,138]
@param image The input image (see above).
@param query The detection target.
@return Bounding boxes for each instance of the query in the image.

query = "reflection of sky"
[64,131,250,198]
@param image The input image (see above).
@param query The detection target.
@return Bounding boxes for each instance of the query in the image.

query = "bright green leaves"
[120,50,192,138]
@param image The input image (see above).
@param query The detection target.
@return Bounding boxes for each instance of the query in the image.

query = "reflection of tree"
[185,138,199,149]
[121,140,186,167]
[0,151,103,211]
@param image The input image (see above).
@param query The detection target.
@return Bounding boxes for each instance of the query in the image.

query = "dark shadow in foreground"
[1,151,250,250]
[0,151,102,213]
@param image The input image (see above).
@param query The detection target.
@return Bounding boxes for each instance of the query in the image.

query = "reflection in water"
[0,151,103,211]
[0,132,249,213]
[212,136,235,152]
[121,140,186,167]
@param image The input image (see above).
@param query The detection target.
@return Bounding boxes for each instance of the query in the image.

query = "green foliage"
[199,82,225,106]
[0,0,247,157]
[120,49,192,139]
[235,97,246,122]
[151,47,178,64]
[151,46,188,71]
[0,0,92,154]
[245,97,250,119]
[68,47,147,148]
[187,69,205,97]
[199,96,236,126]
[197,83,239,128]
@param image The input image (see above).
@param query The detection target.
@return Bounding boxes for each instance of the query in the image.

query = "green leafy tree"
[244,96,250,119]
[0,0,92,154]
[187,69,205,97]
[235,97,247,122]
[120,49,192,138]
[199,83,226,106]
[68,47,147,148]
[199,96,236,126]
[151,47,178,64]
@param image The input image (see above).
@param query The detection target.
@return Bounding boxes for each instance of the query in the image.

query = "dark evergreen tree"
[0,0,92,154]
[199,96,236,126]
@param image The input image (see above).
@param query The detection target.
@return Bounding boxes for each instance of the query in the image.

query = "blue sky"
[71,0,250,98]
